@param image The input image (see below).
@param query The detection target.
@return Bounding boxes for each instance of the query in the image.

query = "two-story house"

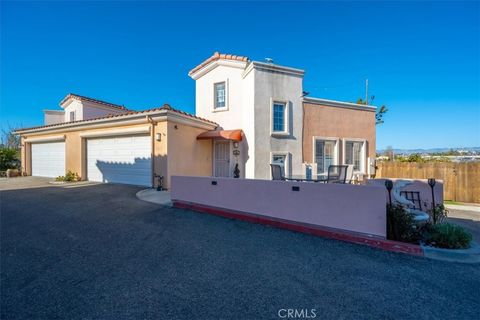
[14,52,376,188]
[190,52,376,180]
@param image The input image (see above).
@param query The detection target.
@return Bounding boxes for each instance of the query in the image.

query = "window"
[272,102,286,133]
[272,154,286,176]
[314,139,337,174]
[69,111,76,122]
[214,82,226,109]
[345,141,364,172]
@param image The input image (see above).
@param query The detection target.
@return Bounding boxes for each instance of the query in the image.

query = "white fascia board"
[16,109,217,135]
[43,110,65,114]
[80,126,151,138]
[303,97,377,111]
[59,97,75,109]
[24,135,66,143]
[248,61,305,77]
[153,111,217,130]
[189,59,248,80]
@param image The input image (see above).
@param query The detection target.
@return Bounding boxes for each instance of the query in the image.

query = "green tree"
[0,147,19,171]
[1,124,21,150]
[356,98,388,125]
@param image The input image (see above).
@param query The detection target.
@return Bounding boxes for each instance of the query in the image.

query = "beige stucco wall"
[20,119,214,188]
[166,122,212,189]
[303,102,376,164]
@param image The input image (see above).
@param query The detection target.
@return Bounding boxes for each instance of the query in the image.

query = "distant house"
[14,52,376,188]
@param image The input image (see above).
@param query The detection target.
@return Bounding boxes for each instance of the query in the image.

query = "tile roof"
[188,51,249,76]
[60,93,129,110]
[15,104,217,133]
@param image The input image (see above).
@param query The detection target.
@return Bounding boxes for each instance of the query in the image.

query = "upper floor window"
[214,82,226,109]
[69,111,76,122]
[344,140,364,172]
[272,102,286,133]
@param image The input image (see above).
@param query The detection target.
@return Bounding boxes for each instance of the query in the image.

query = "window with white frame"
[314,139,337,174]
[69,111,76,122]
[272,153,287,176]
[214,82,226,109]
[344,140,364,172]
[272,101,287,133]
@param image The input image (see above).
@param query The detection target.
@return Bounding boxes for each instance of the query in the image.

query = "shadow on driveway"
[1,178,479,319]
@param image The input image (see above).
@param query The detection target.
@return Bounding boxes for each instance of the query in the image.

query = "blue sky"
[1,1,479,150]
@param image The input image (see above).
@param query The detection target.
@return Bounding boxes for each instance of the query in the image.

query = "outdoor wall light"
[155,133,161,141]
[428,178,436,211]
[233,142,239,148]
[384,179,393,205]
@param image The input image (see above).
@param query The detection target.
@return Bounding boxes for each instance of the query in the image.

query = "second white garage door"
[87,135,152,186]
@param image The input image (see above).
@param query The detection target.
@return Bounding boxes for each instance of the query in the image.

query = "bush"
[423,223,472,249]
[55,171,80,182]
[0,147,19,171]
[387,204,420,243]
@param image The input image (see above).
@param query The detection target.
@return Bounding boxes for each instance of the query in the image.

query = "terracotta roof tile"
[15,104,217,133]
[188,51,249,76]
[60,93,129,111]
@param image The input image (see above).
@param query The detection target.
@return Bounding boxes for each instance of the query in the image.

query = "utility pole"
[365,79,369,105]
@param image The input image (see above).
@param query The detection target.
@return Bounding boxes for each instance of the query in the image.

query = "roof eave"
[14,109,217,135]
[303,97,377,111]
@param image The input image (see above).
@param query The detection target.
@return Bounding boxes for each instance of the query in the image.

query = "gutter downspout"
[146,116,156,188]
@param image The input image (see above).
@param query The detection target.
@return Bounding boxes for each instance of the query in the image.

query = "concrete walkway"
[136,188,172,206]
[445,203,480,213]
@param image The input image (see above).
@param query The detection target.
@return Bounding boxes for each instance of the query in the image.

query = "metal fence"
[375,162,480,203]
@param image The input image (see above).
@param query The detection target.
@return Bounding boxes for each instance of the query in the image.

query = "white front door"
[214,141,230,177]
[31,141,66,178]
[87,135,152,186]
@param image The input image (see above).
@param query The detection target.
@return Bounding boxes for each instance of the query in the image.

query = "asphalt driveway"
[1,177,479,320]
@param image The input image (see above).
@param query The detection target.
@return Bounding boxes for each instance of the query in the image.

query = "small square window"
[214,82,226,109]
[272,102,286,132]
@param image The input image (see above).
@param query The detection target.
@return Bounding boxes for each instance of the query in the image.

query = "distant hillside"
[376,147,480,155]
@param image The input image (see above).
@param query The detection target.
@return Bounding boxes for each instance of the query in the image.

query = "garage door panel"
[31,142,66,178]
[87,135,151,186]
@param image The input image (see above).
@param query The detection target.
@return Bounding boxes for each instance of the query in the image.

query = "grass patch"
[444,200,463,205]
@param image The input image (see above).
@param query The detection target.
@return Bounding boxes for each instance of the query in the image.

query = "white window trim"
[312,136,339,175]
[270,151,291,178]
[342,138,367,174]
[212,79,229,112]
[270,98,289,136]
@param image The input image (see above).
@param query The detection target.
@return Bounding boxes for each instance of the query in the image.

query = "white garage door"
[87,135,152,186]
[31,142,66,178]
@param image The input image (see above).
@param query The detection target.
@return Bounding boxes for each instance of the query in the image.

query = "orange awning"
[197,129,243,142]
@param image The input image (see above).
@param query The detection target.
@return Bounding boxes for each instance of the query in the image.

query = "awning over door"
[197,129,243,142]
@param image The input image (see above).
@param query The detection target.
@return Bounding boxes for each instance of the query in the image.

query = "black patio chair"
[326,165,348,184]
[270,164,285,181]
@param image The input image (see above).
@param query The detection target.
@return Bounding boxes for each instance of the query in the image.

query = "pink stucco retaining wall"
[171,176,387,238]
[367,179,443,210]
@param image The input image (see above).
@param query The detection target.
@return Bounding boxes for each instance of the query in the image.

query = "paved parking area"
[1,177,479,320]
